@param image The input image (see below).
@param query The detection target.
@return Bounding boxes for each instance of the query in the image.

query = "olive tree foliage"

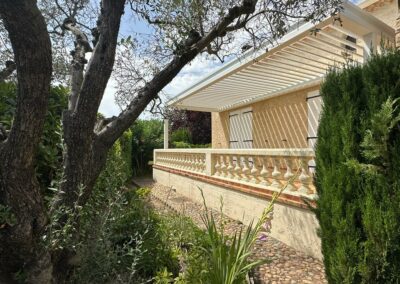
[0,0,342,283]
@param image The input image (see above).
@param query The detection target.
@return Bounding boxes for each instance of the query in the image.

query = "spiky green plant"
[199,185,284,284]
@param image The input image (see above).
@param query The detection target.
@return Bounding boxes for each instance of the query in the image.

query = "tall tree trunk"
[0,1,53,283]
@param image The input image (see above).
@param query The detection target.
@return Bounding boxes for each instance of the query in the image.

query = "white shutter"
[241,110,253,148]
[229,112,240,149]
[229,107,253,149]
[307,91,323,149]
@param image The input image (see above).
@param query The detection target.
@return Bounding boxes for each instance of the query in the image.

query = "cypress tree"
[315,51,400,283]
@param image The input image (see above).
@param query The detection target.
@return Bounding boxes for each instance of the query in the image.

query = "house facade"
[153,0,397,259]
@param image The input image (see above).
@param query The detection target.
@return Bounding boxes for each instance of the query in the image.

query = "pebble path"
[134,178,327,284]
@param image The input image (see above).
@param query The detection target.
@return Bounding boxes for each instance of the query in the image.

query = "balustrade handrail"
[154,148,314,157]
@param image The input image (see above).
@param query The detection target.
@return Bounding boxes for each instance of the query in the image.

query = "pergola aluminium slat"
[305,36,364,59]
[258,59,323,76]
[226,74,293,87]
[239,69,304,84]
[277,49,333,67]
[287,44,347,65]
[247,64,316,80]
[318,30,363,51]
[271,52,329,71]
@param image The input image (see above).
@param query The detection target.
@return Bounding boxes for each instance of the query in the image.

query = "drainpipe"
[163,119,169,149]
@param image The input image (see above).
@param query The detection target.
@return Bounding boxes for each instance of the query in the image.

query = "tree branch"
[71,0,125,129]
[62,16,92,111]
[97,0,258,146]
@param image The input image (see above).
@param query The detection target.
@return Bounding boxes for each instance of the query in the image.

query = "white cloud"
[164,56,223,98]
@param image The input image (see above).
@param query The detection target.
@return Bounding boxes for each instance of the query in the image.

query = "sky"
[98,0,364,118]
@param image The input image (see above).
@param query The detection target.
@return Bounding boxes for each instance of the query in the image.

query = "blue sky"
[98,0,364,117]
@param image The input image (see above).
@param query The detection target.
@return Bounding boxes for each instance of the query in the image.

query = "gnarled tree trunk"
[0,1,53,283]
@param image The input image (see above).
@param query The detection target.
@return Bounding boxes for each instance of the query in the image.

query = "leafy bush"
[131,119,163,176]
[315,51,400,283]
[172,141,211,148]
[171,128,192,144]
[0,82,68,192]
[71,137,178,283]
[167,109,211,145]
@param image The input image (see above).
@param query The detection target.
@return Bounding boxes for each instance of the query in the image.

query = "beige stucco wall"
[362,0,397,29]
[153,168,322,259]
[212,86,318,149]
[211,111,229,148]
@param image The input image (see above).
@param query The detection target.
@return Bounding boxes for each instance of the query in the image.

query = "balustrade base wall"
[153,167,322,260]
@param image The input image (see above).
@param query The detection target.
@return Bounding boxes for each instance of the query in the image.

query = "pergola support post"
[163,119,169,149]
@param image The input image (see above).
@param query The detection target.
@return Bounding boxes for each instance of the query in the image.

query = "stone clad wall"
[211,86,319,149]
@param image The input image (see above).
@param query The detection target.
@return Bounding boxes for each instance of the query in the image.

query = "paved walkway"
[133,178,327,284]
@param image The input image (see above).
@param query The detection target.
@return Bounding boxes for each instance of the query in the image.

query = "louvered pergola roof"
[168,1,394,112]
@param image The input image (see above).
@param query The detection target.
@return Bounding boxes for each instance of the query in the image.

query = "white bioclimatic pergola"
[167,1,394,113]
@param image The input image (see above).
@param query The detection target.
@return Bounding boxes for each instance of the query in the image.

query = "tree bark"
[0,1,53,283]
[59,0,126,209]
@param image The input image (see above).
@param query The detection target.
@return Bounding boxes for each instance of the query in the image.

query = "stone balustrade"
[154,148,316,199]
[154,151,207,175]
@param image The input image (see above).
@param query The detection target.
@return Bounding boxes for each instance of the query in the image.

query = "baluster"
[187,155,192,170]
[241,156,250,182]
[226,155,234,179]
[202,155,207,173]
[179,155,184,169]
[220,155,227,177]
[271,158,282,188]
[173,154,177,167]
[284,158,296,191]
[259,157,270,186]
[298,157,312,194]
[250,157,259,184]
[214,155,221,176]
[234,157,242,180]
[181,155,186,169]
[194,154,201,172]
[190,154,196,171]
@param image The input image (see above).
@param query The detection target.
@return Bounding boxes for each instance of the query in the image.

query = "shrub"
[171,128,192,144]
[315,51,400,283]
[172,141,211,148]
[131,119,163,176]
[71,136,178,283]
[0,82,68,192]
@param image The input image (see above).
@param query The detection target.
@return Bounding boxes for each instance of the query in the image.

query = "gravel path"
[134,178,327,284]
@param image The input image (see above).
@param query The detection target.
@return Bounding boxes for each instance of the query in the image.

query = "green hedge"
[172,141,211,148]
[0,82,68,192]
[131,119,163,176]
[315,51,400,283]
